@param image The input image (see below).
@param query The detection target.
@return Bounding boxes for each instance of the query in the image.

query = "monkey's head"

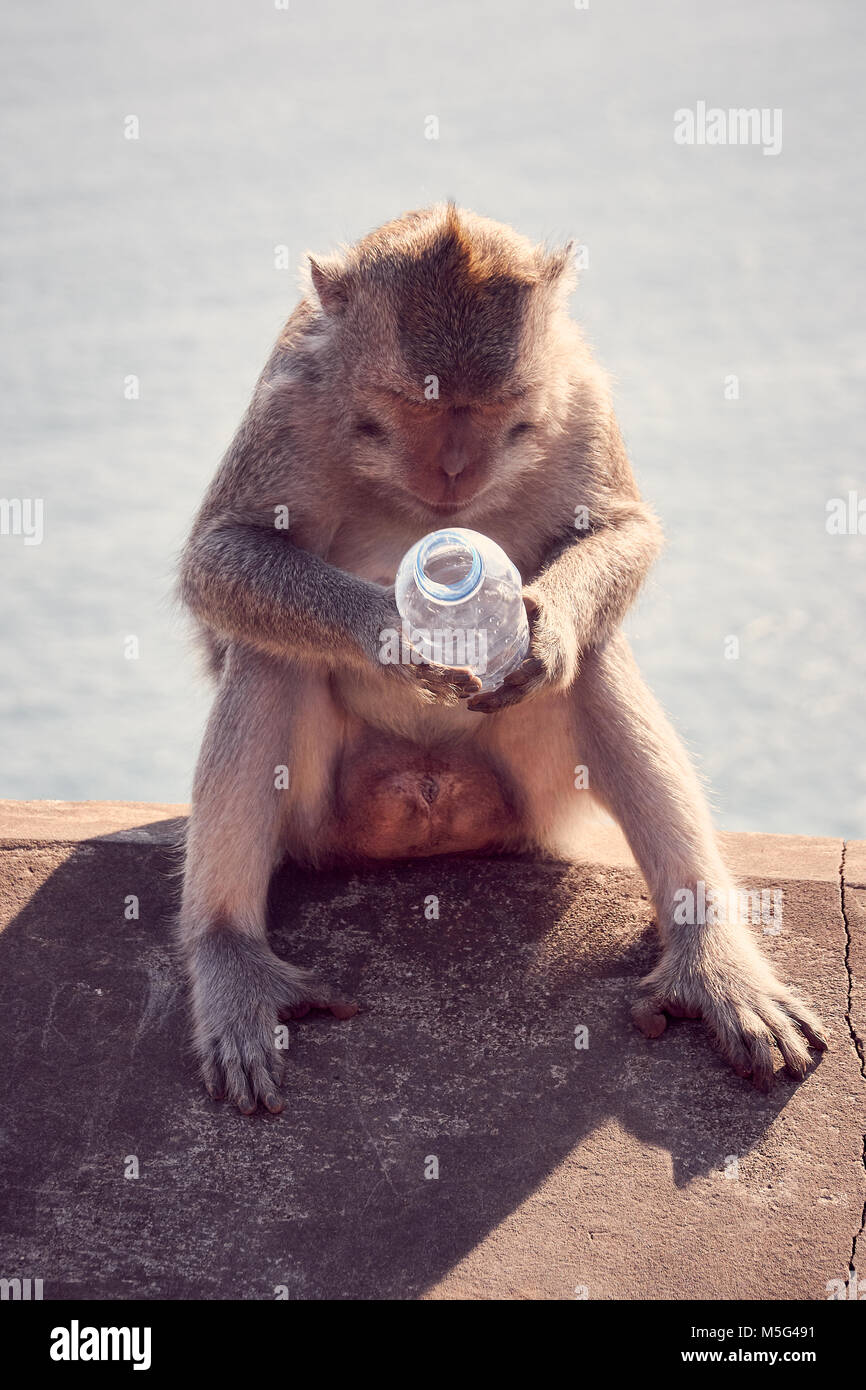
[303,204,578,522]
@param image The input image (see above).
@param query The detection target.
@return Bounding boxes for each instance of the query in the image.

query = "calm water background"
[1,0,864,835]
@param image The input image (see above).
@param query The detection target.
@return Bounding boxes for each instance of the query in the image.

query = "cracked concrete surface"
[0,801,864,1301]
[839,839,866,1285]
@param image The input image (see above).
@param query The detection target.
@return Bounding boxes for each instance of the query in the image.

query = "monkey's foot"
[631,941,827,1090]
[189,929,357,1115]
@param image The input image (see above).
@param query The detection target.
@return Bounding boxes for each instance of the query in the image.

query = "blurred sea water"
[1,0,864,836]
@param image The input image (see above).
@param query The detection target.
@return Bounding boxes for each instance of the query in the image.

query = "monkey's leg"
[180,644,353,1114]
[574,634,826,1088]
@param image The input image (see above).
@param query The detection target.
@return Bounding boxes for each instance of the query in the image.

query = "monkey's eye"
[508,421,536,441]
[355,417,388,441]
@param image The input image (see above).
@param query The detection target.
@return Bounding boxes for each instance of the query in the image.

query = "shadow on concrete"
[0,819,815,1299]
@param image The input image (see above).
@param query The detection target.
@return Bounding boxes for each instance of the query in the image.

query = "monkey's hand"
[632,929,827,1089]
[467,587,577,714]
[396,659,484,706]
[378,587,483,706]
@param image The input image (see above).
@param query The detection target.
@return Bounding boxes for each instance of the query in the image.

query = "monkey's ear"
[308,254,352,314]
[538,240,578,294]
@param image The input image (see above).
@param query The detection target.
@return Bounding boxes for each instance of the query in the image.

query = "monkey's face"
[350,389,545,521]
[307,204,576,518]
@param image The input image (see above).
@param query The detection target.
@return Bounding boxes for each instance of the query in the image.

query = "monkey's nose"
[439,455,468,479]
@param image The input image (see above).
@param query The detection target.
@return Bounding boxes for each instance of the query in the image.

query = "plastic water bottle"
[394,528,530,693]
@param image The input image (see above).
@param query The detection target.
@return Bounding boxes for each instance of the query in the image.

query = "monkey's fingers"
[415,663,482,702]
[467,658,546,713]
[522,587,542,622]
[503,657,546,688]
[467,685,525,713]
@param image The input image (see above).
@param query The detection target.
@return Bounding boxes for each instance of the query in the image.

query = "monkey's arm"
[470,435,663,716]
[180,517,398,672]
[532,497,663,656]
[180,518,480,701]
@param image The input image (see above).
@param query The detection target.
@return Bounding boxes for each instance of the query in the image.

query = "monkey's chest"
[328,726,521,861]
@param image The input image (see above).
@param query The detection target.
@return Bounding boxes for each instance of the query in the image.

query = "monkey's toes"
[633,979,827,1091]
[707,993,828,1089]
[328,999,360,1019]
[283,997,359,1021]
[776,994,828,1053]
[631,997,670,1038]
[200,1041,286,1115]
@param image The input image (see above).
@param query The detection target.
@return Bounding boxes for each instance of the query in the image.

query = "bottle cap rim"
[414,529,484,604]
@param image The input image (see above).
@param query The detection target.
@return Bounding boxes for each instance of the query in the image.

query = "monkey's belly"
[332,729,521,860]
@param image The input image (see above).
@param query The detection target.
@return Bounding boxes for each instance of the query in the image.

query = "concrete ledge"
[0,801,863,1300]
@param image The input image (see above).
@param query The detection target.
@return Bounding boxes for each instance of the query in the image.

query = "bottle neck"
[413,530,484,604]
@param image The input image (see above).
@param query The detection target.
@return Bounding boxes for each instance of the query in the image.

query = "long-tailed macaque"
[178,203,826,1114]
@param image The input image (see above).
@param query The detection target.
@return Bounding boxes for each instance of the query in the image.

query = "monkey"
[177,202,826,1114]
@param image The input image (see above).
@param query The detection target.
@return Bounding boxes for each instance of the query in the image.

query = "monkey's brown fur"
[179,203,826,1114]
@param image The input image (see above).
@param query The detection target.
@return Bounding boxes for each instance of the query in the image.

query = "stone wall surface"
[0,801,863,1301]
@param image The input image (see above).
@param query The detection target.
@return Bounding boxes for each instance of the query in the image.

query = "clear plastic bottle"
[394,528,530,693]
